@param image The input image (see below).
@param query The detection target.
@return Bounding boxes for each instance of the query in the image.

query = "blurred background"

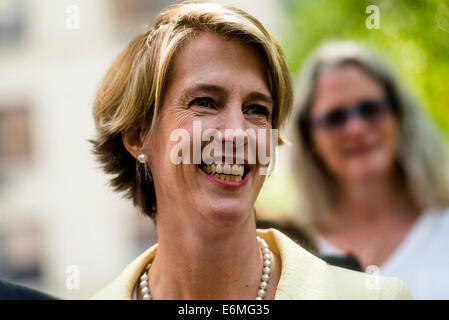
[0,0,447,299]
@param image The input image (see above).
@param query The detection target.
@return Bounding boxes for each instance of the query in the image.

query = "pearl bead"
[143,293,151,300]
[141,287,149,294]
[264,253,271,260]
[256,296,263,300]
[257,289,266,297]
[140,280,148,288]
[263,248,270,254]
[137,153,147,163]
[260,281,267,289]
[261,274,269,281]
[263,260,271,267]
[263,267,271,274]
[140,273,148,281]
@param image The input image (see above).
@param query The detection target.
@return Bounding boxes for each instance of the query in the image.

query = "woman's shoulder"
[436,206,449,224]
[261,228,412,300]
[420,207,449,244]
[326,264,413,299]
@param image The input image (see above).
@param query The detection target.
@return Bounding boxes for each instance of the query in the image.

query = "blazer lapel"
[90,244,158,300]
[257,228,337,299]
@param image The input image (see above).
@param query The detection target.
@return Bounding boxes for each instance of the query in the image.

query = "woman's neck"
[330,173,420,227]
[147,209,275,300]
[316,174,421,269]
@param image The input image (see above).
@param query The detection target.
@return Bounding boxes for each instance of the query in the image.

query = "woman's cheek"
[314,135,341,171]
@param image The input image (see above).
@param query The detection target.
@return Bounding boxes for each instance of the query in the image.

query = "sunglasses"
[309,97,391,132]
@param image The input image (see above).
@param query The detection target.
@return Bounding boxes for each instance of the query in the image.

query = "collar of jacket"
[90,228,337,299]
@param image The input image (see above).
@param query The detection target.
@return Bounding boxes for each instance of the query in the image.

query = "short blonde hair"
[89,1,293,220]
[292,41,449,222]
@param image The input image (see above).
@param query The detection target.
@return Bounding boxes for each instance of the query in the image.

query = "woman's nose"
[219,105,246,130]
[218,105,248,147]
[343,115,369,136]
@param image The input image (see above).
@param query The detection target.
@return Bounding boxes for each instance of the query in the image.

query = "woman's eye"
[189,97,214,109]
[246,105,269,117]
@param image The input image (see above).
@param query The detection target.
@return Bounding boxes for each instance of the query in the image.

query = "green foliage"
[280,0,449,138]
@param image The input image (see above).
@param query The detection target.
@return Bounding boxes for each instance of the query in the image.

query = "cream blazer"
[90,228,413,299]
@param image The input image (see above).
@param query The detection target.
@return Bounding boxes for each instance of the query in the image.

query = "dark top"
[0,279,57,300]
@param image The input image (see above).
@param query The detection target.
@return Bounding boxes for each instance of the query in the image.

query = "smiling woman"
[88,2,412,300]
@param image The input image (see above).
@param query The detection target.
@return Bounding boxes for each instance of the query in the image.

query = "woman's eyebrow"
[181,83,227,98]
[246,91,273,104]
[181,83,273,104]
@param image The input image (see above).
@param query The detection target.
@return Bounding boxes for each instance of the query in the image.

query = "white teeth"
[223,164,231,175]
[201,163,245,180]
[211,173,243,182]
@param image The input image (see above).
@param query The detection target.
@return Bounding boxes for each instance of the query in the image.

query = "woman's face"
[147,32,273,229]
[309,65,399,183]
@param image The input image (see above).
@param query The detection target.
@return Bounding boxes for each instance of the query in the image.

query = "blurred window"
[0,106,32,163]
[0,0,27,46]
[0,221,44,284]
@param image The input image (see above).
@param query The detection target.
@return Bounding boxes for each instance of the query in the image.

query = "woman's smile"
[197,162,251,187]
[342,140,379,158]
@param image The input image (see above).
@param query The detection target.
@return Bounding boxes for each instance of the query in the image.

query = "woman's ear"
[122,126,143,159]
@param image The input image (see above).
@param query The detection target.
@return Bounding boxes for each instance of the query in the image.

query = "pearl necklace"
[138,236,272,300]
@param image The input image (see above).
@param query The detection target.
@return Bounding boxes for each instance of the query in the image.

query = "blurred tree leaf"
[281,0,449,139]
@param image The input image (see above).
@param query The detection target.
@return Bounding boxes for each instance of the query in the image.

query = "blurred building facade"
[0,0,285,299]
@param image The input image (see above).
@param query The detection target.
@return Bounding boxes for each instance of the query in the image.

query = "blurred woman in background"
[293,41,449,299]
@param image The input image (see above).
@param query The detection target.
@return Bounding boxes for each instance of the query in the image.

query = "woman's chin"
[345,165,391,182]
[344,154,393,179]
[197,201,251,229]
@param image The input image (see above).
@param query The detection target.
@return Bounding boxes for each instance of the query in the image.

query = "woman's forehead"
[312,65,385,111]
[166,32,272,97]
